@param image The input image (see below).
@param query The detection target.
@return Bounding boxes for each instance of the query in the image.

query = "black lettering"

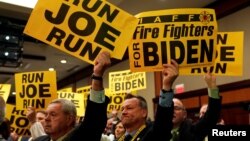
[137,78,145,87]
[191,68,201,73]
[217,33,228,44]
[64,34,84,52]
[220,46,235,61]
[200,39,214,62]
[68,93,75,98]
[11,107,24,115]
[133,52,140,60]
[25,84,37,98]
[109,105,114,111]
[133,43,141,67]
[94,22,121,51]
[98,4,119,23]
[82,0,102,12]
[125,82,131,90]
[143,42,159,66]
[15,117,29,128]
[207,26,214,36]
[46,27,66,46]
[68,12,96,36]
[23,99,45,109]
[22,73,44,83]
[71,100,79,108]
[113,96,122,104]
[191,63,227,74]
[214,63,227,73]
[115,83,120,91]
[170,41,185,64]
[161,41,168,64]
[79,42,102,61]
[39,84,51,98]
[187,40,198,64]
[44,3,69,24]
[152,28,159,38]
[20,85,25,98]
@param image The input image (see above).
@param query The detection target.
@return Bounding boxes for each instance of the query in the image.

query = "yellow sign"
[105,89,137,113]
[76,85,91,115]
[109,70,146,93]
[129,8,218,72]
[180,32,244,75]
[5,104,31,136]
[58,87,72,92]
[0,84,11,102]
[15,71,57,110]
[24,0,139,64]
[57,92,84,117]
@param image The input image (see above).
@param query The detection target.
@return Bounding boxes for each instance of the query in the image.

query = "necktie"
[171,130,179,141]
[124,134,132,141]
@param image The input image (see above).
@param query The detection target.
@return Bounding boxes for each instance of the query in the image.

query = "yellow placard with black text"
[58,87,72,92]
[105,89,137,113]
[76,85,91,116]
[57,92,84,117]
[24,0,139,64]
[129,8,217,72]
[15,71,57,110]
[109,70,146,93]
[0,84,11,102]
[5,104,31,136]
[180,31,243,75]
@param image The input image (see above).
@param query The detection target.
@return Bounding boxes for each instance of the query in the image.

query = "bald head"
[172,98,187,128]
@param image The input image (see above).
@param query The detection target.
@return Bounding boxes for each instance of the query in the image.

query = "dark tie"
[124,134,132,141]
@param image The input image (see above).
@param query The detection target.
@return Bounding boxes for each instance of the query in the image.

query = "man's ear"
[142,109,148,118]
[66,115,75,126]
[183,110,187,119]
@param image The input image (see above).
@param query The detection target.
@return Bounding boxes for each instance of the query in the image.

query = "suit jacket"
[177,97,222,141]
[34,97,110,141]
[128,103,174,141]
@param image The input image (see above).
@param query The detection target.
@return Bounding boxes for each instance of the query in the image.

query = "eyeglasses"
[174,106,185,111]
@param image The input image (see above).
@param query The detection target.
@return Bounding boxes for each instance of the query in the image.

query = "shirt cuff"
[208,88,220,99]
[90,89,105,103]
[159,90,174,107]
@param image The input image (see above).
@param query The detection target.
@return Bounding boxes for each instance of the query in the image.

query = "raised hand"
[162,60,179,91]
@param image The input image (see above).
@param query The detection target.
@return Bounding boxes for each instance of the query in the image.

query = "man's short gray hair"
[50,99,77,117]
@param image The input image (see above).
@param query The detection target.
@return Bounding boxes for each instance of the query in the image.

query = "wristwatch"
[162,89,173,93]
[91,74,103,81]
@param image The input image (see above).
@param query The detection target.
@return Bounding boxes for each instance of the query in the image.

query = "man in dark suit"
[171,73,222,141]
[34,52,111,141]
[119,60,179,141]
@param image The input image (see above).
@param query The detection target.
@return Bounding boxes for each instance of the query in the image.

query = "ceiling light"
[60,59,67,64]
[5,35,10,40]
[12,92,16,95]
[4,52,9,56]
[0,0,37,8]
[49,67,54,71]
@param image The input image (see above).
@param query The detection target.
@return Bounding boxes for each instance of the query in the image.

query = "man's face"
[172,99,186,126]
[44,103,72,138]
[121,98,147,128]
